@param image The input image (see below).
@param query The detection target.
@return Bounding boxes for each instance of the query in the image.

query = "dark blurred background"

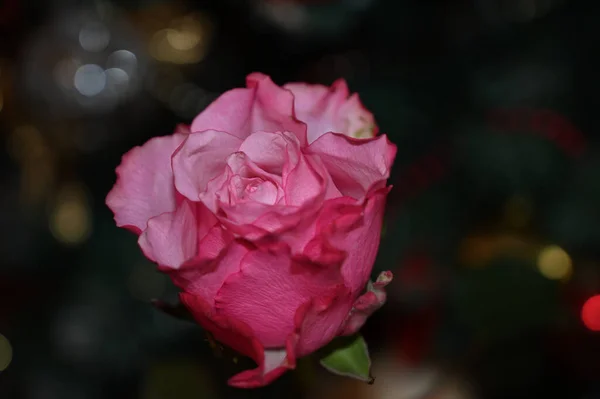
[1,0,600,398]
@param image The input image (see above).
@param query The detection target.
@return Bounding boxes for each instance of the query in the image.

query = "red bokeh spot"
[581,295,600,331]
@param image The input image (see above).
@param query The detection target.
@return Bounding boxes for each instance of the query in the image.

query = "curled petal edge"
[340,271,393,336]
[179,292,297,388]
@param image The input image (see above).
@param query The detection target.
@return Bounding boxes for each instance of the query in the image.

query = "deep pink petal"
[284,79,377,143]
[180,293,297,388]
[169,239,245,309]
[304,188,390,293]
[215,244,344,347]
[227,339,297,389]
[180,292,261,356]
[171,130,242,202]
[341,271,393,336]
[106,133,186,234]
[293,284,354,357]
[334,188,390,293]
[307,132,396,199]
[174,124,191,134]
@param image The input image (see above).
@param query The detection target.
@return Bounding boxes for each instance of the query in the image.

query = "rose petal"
[215,244,344,347]
[308,154,343,200]
[191,73,306,144]
[341,271,393,336]
[227,341,297,389]
[172,130,242,202]
[138,199,198,269]
[216,153,287,225]
[246,73,308,145]
[229,176,279,205]
[106,133,187,234]
[308,132,396,199]
[304,188,390,293]
[238,131,293,176]
[285,79,377,143]
[338,94,379,139]
[169,239,245,308]
[335,188,390,293]
[284,150,325,206]
[293,284,354,357]
[216,134,329,238]
[180,292,297,388]
[174,124,191,134]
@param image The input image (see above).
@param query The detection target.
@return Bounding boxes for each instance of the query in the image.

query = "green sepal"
[319,334,374,384]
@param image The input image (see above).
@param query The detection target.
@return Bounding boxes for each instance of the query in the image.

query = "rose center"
[230,176,278,205]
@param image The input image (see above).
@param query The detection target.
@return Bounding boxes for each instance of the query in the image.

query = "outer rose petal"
[294,284,354,357]
[138,200,198,269]
[215,244,344,348]
[106,133,187,234]
[139,201,226,270]
[180,292,297,388]
[191,73,306,145]
[341,271,393,336]
[284,80,377,143]
[308,132,396,199]
[306,187,390,294]
[336,188,390,293]
[168,238,245,309]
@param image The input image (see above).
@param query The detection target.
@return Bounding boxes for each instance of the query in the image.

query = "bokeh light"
[149,14,211,65]
[537,245,572,281]
[74,64,106,97]
[49,184,92,246]
[78,21,110,53]
[2,1,599,398]
[0,334,13,371]
[581,295,600,331]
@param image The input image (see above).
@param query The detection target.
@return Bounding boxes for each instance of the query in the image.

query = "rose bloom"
[107,73,396,388]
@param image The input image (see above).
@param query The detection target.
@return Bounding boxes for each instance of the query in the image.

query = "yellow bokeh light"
[49,185,92,245]
[0,334,13,371]
[148,14,210,65]
[537,245,572,280]
[166,28,201,51]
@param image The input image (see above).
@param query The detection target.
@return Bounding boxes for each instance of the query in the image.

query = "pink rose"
[106,73,396,388]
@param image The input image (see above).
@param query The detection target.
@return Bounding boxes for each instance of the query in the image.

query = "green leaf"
[319,334,374,383]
